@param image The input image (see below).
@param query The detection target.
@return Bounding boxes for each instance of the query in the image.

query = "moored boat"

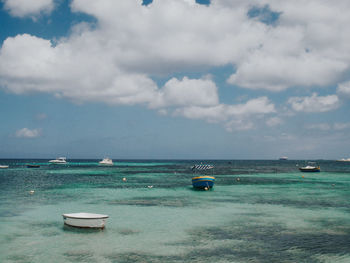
[62,212,109,229]
[192,175,215,189]
[191,164,215,189]
[337,158,350,162]
[49,157,67,164]
[99,158,113,165]
[299,162,320,172]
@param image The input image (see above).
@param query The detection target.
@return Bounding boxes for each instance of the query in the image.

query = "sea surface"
[0,159,349,263]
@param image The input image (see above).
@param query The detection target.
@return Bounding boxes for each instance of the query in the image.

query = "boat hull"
[62,213,108,229]
[99,162,113,166]
[299,168,320,172]
[192,176,215,189]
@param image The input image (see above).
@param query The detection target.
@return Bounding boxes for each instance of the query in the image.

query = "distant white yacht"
[99,158,113,165]
[279,156,288,160]
[49,157,67,164]
[337,158,350,162]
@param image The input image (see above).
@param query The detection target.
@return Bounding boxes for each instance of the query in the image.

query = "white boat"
[279,156,288,160]
[0,165,9,169]
[62,212,109,229]
[49,157,67,164]
[299,162,320,172]
[337,158,350,162]
[99,158,113,165]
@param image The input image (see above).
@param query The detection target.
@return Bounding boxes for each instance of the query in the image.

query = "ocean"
[0,159,349,263]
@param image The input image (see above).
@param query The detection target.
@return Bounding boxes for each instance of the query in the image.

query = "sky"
[0,0,350,159]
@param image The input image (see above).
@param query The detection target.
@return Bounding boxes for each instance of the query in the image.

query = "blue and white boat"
[299,162,320,172]
[191,164,215,190]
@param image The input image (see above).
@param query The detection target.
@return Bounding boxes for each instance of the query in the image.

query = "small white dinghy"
[62,212,109,229]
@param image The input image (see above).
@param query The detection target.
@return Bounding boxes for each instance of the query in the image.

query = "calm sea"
[0,159,349,263]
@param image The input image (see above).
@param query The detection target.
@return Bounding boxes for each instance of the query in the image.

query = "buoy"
[147,185,153,189]
[122,177,126,182]
[302,176,304,178]
[204,187,209,191]
[236,178,240,181]
[29,190,35,194]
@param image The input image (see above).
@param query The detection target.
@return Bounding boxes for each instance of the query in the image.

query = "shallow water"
[0,159,349,262]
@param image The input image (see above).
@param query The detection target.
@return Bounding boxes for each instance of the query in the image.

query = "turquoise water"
[0,160,349,263]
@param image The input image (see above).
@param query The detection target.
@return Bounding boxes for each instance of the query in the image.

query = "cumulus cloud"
[288,93,340,113]
[305,122,350,131]
[337,81,350,98]
[266,117,283,127]
[151,76,219,108]
[3,0,54,18]
[227,52,346,91]
[334,122,350,130]
[174,96,275,130]
[305,123,331,131]
[15,128,41,138]
[226,0,350,91]
[1,0,350,131]
[1,0,350,95]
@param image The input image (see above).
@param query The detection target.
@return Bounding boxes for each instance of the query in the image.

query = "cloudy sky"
[0,0,350,159]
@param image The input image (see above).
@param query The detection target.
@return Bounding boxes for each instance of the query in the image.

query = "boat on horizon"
[336,158,350,162]
[62,212,109,229]
[191,164,215,190]
[99,158,113,166]
[299,162,320,172]
[279,156,288,160]
[49,157,67,164]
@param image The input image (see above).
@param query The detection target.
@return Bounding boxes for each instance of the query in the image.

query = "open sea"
[0,159,349,263]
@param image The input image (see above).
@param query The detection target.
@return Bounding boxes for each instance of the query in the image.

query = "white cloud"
[305,123,331,131]
[288,93,340,113]
[226,0,350,91]
[150,76,219,109]
[3,0,54,18]
[334,122,350,130]
[1,0,350,131]
[174,96,275,130]
[303,122,350,131]
[225,119,254,132]
[15,128,41,138]
[1,0,350,97]
[266,117,283,127]
[227,52,346,91]
[337,81,350,98]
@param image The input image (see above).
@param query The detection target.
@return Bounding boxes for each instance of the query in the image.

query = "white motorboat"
[99,158,113,165]
[279,156,288,160]
[62,212,109,229]
[49,157,67,164]
[0,165,9,169]
[299,162,320,172]
[337,158,350,162]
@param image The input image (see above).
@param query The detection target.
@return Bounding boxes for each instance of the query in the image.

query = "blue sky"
[0,0,350,159]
